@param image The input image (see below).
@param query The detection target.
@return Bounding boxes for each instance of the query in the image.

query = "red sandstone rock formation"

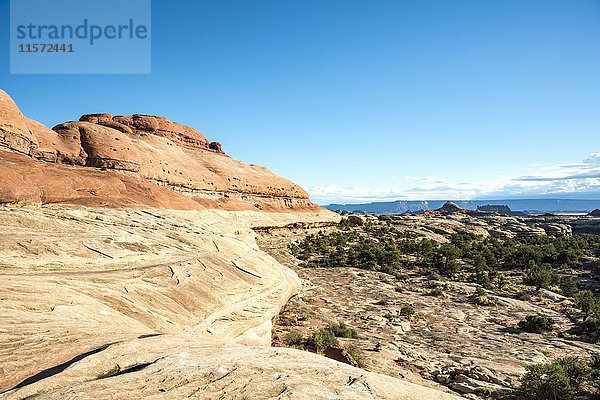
[0,89,318,211]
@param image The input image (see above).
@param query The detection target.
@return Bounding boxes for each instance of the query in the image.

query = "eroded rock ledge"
[0,89,315,211]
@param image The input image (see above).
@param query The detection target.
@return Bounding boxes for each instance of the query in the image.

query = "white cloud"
[309,152,600,204]
[517,154,600,181]
[584,153,600,165]
[403,176,450,184]
[309,185,410,204]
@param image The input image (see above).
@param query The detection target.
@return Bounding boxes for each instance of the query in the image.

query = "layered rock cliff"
[0,89,314,211]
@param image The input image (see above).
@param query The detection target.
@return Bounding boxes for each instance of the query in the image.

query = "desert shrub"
[575,290,599,317]
[523,264,558,290]
[329,322,359,339]
[379,263,396,275]
[393,272,408,281]
[345,344,366,368]
[577,317,600,344]
[295,224,600,274]
[289,243,301,257]
[284,330,304,347]
[339,218,351,229]
[590,353,600,390]
[475,270,492,288]
[400,306,416,317]
[310,328,339,353]
[290,221,600,310]
[427,271,442,281]
[524,263,559,290]
[278,316,295,326]
[518,314,555,333]
[430,244,462,276]
[571,291,600,343]
[519,360,574,400]
[375,298,389,306]
[559,357,592,390]
[427,287,445,297]
[473,287,492,305]
[519,356,597,400]
[559,277,579,298]
[495,272,508,289]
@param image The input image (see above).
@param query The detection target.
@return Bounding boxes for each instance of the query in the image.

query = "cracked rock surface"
[0,206,461,399]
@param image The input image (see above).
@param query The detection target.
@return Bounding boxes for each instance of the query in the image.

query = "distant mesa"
[589,209,600,217]
[475,204,528,217]
[476,204,512,214]
[435,202,529,217]
[436,201,466,214]
[326,199,600,215]
[403,209,424,215]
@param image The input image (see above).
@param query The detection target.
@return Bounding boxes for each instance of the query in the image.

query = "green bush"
[578,317,600,344]
[523,263,559,290]
[427,271,442,281]
[559,277,579,297]
[310,328,339,353]
[473,287,492,305]
[427,287,444,297]
[345,344,366,368]
[284,330,304,347]
[575,290,599,317]
[571,290,600,343]
[519,360,574,400]
[559,357,592,390]
[329,322,359,339]
[400,306,416,317]
[431,243,462,276]
[288,243,301,257]
[519,357,597,400]
[495,272,508,289]
[291,224,600,282]
[518,314,555,333]
[590,353,600,390]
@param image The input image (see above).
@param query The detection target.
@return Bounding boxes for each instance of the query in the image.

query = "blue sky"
[1,0,600,204]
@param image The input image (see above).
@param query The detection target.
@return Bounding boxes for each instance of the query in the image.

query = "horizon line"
[322,198,600,205]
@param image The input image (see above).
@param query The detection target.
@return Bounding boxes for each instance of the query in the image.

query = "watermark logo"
[10,0,151,74]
